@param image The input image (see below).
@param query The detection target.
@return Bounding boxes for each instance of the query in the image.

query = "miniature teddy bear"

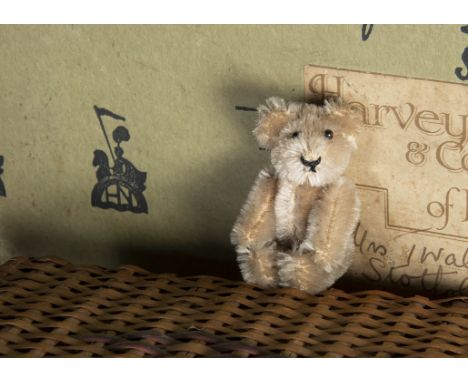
[231,97,361,295]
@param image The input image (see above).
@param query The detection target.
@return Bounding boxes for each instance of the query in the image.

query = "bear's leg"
[277,249,344,294]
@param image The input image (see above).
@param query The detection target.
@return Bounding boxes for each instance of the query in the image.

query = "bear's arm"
[303,176,360,267]
[230,168,277,250]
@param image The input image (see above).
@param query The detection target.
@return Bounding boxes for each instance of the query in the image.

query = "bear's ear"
[323,98,361,139]
[253,97,302,150]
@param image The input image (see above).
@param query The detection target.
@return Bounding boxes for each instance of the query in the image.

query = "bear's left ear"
[323,98,361,141]
[253,97,302,150]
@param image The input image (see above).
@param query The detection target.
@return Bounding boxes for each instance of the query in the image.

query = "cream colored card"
[305,65,468,295]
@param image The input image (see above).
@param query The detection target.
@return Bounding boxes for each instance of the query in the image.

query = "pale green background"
[0,25,466,277]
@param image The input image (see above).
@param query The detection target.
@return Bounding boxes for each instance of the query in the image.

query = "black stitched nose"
[300,156,321,172]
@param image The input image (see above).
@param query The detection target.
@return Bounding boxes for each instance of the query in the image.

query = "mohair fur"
[231,97,361,295]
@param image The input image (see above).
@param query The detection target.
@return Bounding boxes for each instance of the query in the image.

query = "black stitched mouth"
[300,156,321,172]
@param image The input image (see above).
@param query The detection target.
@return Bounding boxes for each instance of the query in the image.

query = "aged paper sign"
[305,65,468,296]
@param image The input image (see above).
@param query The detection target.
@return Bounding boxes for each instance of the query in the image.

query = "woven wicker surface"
[1,256,468,357]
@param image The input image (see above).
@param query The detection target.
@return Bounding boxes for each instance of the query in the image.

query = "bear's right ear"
[253,97,302,150]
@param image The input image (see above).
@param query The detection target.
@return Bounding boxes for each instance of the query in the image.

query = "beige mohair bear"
[231,97,361,295]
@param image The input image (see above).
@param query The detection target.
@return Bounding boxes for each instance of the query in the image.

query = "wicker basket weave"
[1,256,468,357]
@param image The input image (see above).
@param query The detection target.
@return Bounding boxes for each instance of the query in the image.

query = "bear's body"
[231,97,361,295]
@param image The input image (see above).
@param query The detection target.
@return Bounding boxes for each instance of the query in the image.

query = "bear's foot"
[277,250,335,295]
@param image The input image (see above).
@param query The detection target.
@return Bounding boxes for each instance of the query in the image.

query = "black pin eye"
[291,131,300,138]
[324,129,334,140]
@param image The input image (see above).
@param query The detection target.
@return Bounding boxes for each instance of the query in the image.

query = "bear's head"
[254,97,360,187]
